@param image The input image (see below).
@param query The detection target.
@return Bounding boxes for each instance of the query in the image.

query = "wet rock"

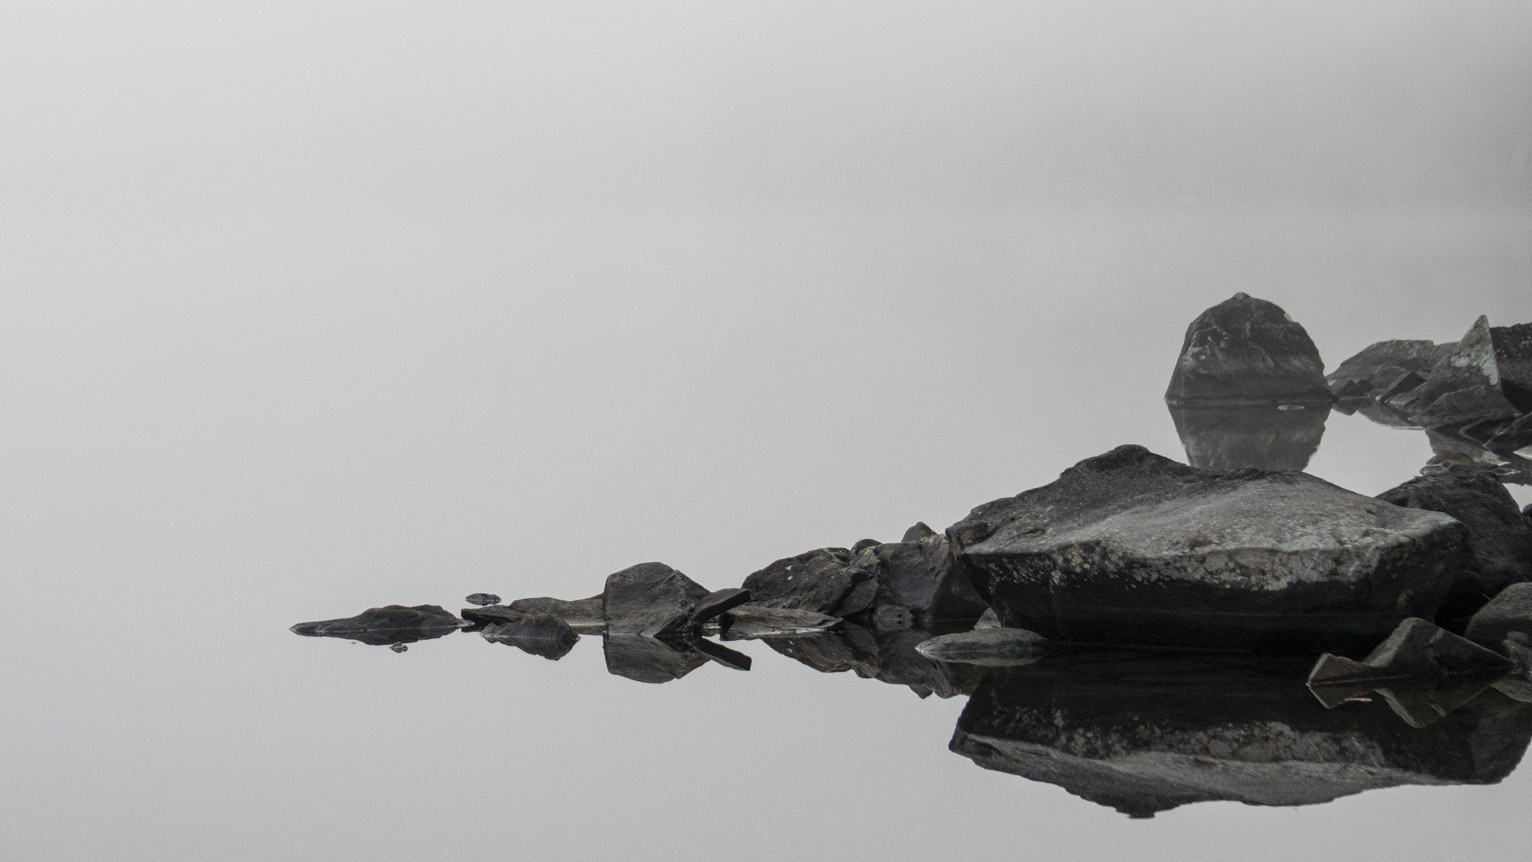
[689,588,752,624]
[947,445,1469,652]
[915,628,1050,667]
[460,604,530,627]
[465,593,501,607]
[718,606,842,639]
[603,562,710,635]
[1490,322,1532,411]
[1399,317,1519,426]
[482,613,580,660]
[289,604,465,646]
[741,548,877,617]
[1307,618,1514,727]
[1377,468,1532,626]
[1465,583,1532,652]
[1168,403,1328,472]
[1164,293,1331,406]
[1328,339,1456,404]
[507,595,605,632]
[952,653,1532,817]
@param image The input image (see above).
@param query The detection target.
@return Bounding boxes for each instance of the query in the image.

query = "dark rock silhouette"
[951,652,1532,817]
[1329,339,1457,404]
[482,613,579,660]
[1377,468,1532,626]
[914,628,1051,667]
[1164,293,1331,405]
[946,445,1469,651]
[289,604,465,646]
[465,592,501,606]
[603,562,710,635]
[508,595,605,632]
[690,588,752,624]
[1168,402,1329,471]
[1466,584,1532,652]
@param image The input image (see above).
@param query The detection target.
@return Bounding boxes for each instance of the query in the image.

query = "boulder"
[914,627,1051,666]
[741,548,877,617]
[946,445,1470,652]
[482,613,580,661]
[1465,583,1532,652]
[1164,293,1331,405]
[1377,468,1532,625]
[1393,317,1519,426]
[602,562,710,635]
[852,528,958,617]
[289,604,465,646]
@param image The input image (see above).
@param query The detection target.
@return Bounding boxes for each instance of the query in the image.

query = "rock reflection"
[1168,403,1329,471]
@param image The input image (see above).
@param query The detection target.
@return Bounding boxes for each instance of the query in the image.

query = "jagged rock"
[1495,639,1532,703]
[1377,468,1532,625]
[603,562,710,635]
[1465,583,1532,651]
[952,653,1532,817]
[851,538,879,553]
[465,592,501,606]
[1164,293,1331,405]
[914,628,1050,666]
[741,548,877,617]
[974,608,1002,629]
[1488,413,1532,453]
[1307,618,1514,727]
[718,606,842,639]
[689,588,752,624]
[946,445,1470,651]
[852,529,957,617]
[507,595,605,632]
[289,604,465,646]
[692,638,753,672]
[1403,317,1519,426]
[1168,403,1328,471]
[482,613,579,660]
[1328,339,1457,403]
[902,522,937,542]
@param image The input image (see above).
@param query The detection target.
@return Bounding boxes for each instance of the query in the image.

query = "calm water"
[3,208,1528,861]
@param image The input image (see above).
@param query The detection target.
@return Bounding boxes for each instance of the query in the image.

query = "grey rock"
[1377,467,1532,625]
[689,588,752,624]
[1164,293,1331,405]
[465,592,501,606]
[741,547,876,617]
[1409,317,1519,426]
[602,633,708,684]
[507,595,605,632]
[460,605,530,627]
[1168,402,1328,472]
[482,613,579,660]
[851,538,880,553]
[1328,339,1456,403]
[947,445,1469,652]
[718,605,842,639]
[1465,583,1532,651]
[901,522,937,542]
[289,604,465,646]
[914,627,1050,666]
[602,562,710,635]
[1488,413,1532,453]
[871,604,914,631]
[974,608,1002,629]
[855,529,958,617]
[388,643,408,653]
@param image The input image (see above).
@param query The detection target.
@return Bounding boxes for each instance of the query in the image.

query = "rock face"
[289,604,465,646]
[1164,293,1331,405]
[946,445,1470,652]
[1466,583,1532,651]
[951,654,1532,818]
[1377,468,1532,625]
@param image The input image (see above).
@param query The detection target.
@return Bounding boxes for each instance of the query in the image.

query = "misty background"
[1,3,1530,861]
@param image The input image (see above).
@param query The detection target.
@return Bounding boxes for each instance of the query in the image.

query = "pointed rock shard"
[602,562,711,635]
[948,445,1470,651]
[1165,293,1331,405]
[289,604,466,646]
[914,627,1050,666]
[1412,316,1519,426]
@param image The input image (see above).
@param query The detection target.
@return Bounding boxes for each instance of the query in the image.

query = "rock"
[914,628,1050,666]
[1377,468,1532,626]
[1167,403,1328,472]
[1164,293,1331,405]
[851,538,880,553]
[974,608,1002,629]
[1465,583,1532,651]
[689,588,752,624]
[952,653,1532,817]
[718,606,842,639]
[602,562,710,635]
[871,605,913,631]
[460,604,530,627]
[1488,413,1532,453]
[692,638,753,672]
[602,633,708,684]
[853,529,958,618]
[901,522,937,542]
[946,445,1470,652]
[1307,618,1514,727]
[1405,317,1519,426]
[465,593,501,606]
[741,548,877,617]
[389,643,408,653]
[1328,339,1456,403]
[482,613,580,660]
[1495,638,1532,703]
[1490,322,1532,411]
[289,604,465,646]
[507,595,606,632]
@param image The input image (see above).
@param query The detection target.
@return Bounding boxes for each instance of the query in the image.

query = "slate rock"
[689,588,752,624]
[1328,339,1456,403]
[914,627,1050,666]
[1164,293,1331,405]
[946,445,1470,652]
[1487,413,1532,454]
[1377,467,1532,625]
[1408,316,1519,426]
[602,633,709,684]
[482,613,579,660]
[1465,583,1532,652]
[853,529,959,617]
[602,562,710,635]
[465,593,501,607]
[741,547,877,617]
[460,604,531,627]
[290,604,465,646]
[388,643,408,653]
[718,606,843,640]
[507,595,606,632]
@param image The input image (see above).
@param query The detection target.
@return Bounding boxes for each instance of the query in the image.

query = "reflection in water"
[1169,403,1329,471]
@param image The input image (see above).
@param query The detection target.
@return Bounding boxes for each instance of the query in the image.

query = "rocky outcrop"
[1164,293,1331,405]
[741,547,878,617]
[946,445,1470,652]
[289,604,465,646]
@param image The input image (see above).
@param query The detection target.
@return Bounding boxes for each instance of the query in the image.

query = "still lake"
[2,207,1529,861]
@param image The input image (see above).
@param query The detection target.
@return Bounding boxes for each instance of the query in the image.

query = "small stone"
[465,593,501,607]
[389,643,408,653]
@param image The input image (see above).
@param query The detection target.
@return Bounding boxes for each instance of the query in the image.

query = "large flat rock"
[946,445,1470,652]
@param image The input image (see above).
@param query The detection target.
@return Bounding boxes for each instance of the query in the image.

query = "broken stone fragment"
[947,445,1469,652]
[852,528,958,618]
[1487,413,1532,454]
[482,613,579,661]
[1465,583,1532,652]
[1164,293,1331,405]
[389,643,408,653]
[1406,317,1520,426]
[289,604,466,646]
[914,627,1050,667]
[1377,467,1532,626]
[465,592,501,607]
[718,605,842,639]
[1307,618,1514,727]
[602,562,711,635]
[741,547,877,617]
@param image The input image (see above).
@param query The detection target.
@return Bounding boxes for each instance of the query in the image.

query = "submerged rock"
[741,547,877,617]
[947,445,1469,652]
[1377,468,1532,625]
[1164,293,1330,405]
[465,592,501,607]
[289,604,465,646]
[914,628,1050,666]
[482,613,579,661]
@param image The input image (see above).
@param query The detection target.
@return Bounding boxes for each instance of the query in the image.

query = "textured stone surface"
[1466,583,1532,651]
[460,604,530,627]
[1377,467,1532,625]
[689,588,752,624]
[718,606,843,639]
[741,548,877,617]
[602,562,710,635]
[853,528,958,617]
[947,445,1469,651]
[289,604,464,646]
[1328,339,1456,403]
[1491,322,1532,411]
[1164,293,1330,405]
